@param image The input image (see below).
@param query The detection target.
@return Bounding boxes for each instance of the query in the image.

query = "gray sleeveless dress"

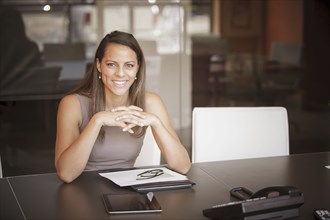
[76,94,144,171]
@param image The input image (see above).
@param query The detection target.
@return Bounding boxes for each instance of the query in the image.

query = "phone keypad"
[314,209,330,220]
[212,196,267,208]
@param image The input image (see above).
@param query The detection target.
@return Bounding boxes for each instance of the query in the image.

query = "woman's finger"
[115,111,146,121]
[119,117,144,127]
[122,123,137,133]
[127,105,143,111]
[111,105,143,112]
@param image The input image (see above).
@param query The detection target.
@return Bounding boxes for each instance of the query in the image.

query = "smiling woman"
[96,43,139,98]
[54,31,191,183]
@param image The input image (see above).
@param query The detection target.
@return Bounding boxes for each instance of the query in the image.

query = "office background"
[0,0,329,177]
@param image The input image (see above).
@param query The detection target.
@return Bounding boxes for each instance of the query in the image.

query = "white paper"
[99,167,188,187]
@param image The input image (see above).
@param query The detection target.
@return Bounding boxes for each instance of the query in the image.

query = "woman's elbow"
[55,164,79,183]
[180,161,192,174]
[56,169,76,183]
[169,159,191,175]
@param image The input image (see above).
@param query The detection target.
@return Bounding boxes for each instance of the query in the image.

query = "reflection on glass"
[103,6,130,34]
[23,10,68,50]
[0,6,48,95]
[0,0,212,176]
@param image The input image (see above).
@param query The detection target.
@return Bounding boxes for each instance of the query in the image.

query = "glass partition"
[0,0,202,176]
[2,0,326,177]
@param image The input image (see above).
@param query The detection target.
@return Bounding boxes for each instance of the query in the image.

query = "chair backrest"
[192,107,289,163]
[134,127,161,167]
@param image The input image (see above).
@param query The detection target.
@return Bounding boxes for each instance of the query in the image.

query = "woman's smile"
[112,80,128,88]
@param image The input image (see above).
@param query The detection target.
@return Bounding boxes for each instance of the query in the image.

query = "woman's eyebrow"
[104,59,136,63]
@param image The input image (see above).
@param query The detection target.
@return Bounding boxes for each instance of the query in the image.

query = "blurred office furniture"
[269,42,301,66]
[138,40,158,55]
[192,107,289,163]
[191,36,228,107]
[0,66,62,97]
[134,127,161,167]
[259,42,302,105]
[191,36,263,107]
[43,43,86,61]
[223,52,262,106]
[0,6,44,94]
[220,36,263,106]
[43,42,87,90]
[0,66,62,177]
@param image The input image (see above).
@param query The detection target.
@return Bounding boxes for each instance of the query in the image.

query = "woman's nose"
[115,67,125,76]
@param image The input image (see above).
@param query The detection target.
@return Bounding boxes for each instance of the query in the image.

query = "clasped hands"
[110,105,151,134]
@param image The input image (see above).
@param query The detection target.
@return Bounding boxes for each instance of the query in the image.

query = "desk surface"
[197,152,330,219]
[1,152,329,220]
[0,179,25,220]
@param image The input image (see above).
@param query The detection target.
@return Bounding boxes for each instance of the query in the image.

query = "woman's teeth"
[113,80,126,87]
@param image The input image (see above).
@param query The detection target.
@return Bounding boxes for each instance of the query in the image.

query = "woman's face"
[97,43,139,97]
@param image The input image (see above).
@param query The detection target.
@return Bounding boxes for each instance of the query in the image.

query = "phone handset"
[230,185,300,201]
[250,186,300,198]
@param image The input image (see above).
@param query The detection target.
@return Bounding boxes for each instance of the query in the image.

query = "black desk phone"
[203,186,304,220]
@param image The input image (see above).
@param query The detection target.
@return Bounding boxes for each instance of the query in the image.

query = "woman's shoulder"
[61,93,77,102]
[145,91,163,104]
[58,94,85,125]
[58,94,77,109]
[62,93,90,102]
[60,93,87,108]
[145,91,167,113]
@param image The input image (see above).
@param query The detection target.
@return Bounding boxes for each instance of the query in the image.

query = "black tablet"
[102,192,162,214]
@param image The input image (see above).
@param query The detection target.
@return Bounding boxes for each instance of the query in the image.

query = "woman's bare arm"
[145,92,191,174]
[55,95,102,183]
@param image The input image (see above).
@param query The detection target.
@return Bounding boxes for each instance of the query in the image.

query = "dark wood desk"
[1,152,329,219]
[0,178,25,219]
[197,152,330,219]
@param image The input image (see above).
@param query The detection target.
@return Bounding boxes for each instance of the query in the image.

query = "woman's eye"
[107,63,116,67]
[126,63,134,68]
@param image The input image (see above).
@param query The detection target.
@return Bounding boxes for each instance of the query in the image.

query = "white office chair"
[134,127,161,167]
[192,107,289,163]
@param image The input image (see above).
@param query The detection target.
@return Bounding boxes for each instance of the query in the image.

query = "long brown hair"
[71,31,146,137]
